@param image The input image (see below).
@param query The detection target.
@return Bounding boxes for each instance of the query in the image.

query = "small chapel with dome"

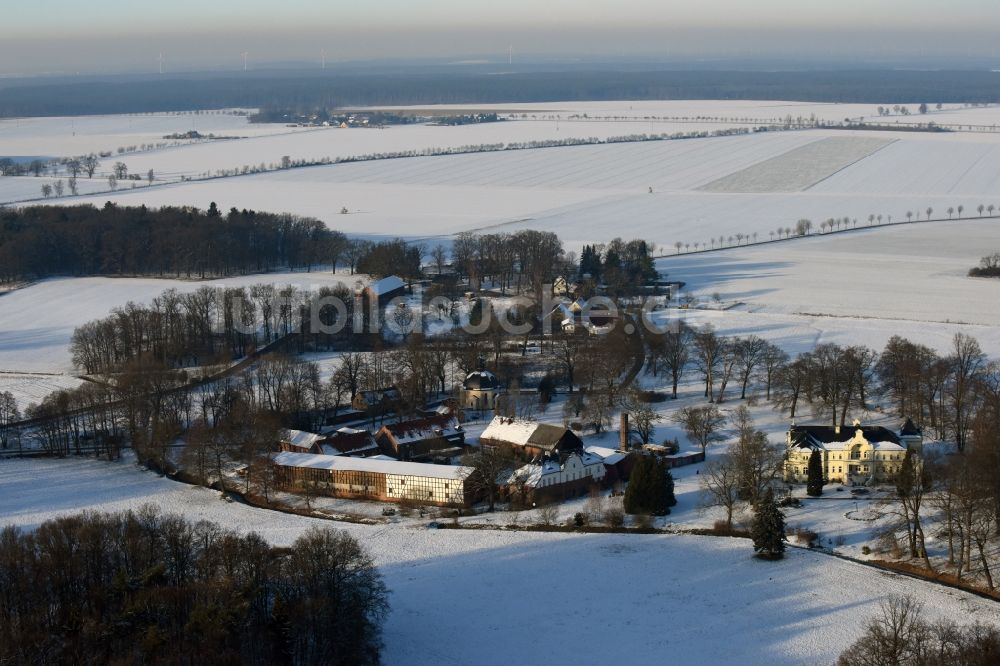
[462,368,503,411]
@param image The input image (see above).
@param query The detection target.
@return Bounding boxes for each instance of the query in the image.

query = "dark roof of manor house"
[789,424,901,449]
[464,370,500,391]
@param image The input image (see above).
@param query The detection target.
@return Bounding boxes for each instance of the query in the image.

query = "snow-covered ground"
[0,175,132,202]
[652,218,1000,354]
[0,110,296,159]
[0,373,86,412]
[700,135,894,193]
[0,271,358,374]
[51,127,1000,252]
[104,119,767,183]
[1,454,998,666]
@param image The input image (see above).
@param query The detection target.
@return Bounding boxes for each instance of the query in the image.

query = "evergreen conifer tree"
[655,458,677,515]
[806,449,824,497]
[623,454,650,515]
[750,488,786,560]
[624,455,676,516]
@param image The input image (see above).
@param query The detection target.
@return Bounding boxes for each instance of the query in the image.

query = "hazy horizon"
[5,1,1000,76]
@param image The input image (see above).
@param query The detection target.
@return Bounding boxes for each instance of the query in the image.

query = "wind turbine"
[157,52,165,74]
[241,51,249,71]
[508,45,512,65]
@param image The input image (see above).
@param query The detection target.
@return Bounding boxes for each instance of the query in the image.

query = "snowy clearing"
[1,455,998,666]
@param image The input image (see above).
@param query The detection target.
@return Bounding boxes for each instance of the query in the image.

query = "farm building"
[316,427,380,457]
[374,414,465,462]
[783,419,923,486]
[503,451,607,503]
[359,275,406,304]
[584,445,635,485]
[271,451,477,507]
[279,429,325,453]
[278,427,379,457]
[352,386,402,414]
[480,417,584,461]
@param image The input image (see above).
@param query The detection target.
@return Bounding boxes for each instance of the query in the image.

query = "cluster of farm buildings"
[268,369,703,508]
[265,365,924,510]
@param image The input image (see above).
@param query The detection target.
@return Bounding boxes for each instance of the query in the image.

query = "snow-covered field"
[658,219,1000,322]
[0,373,86,412]
[0,110,297,159]
[811,134,1000,195]
[51,127,1000,253]
[0,272,357,375]
[105,119,766,182]
[0,175,130,202]
[2,455,998,666]
[699,136,894,193]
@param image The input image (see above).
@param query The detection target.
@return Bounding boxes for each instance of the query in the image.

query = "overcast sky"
[4,1,1000,75]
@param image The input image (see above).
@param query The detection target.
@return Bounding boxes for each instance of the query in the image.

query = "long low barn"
[272,451,477,507]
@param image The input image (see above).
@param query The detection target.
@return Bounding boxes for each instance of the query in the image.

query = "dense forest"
[0,204,343,281]
[0,205,440,283]
[2,69,999,118]
[0,509,389,665]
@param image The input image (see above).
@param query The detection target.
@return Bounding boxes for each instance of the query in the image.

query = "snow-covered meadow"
[0,373,86,412]
[0,272,357,375]
[50,127,1000,255]
[2,454,998,666]
[0,110,296,159]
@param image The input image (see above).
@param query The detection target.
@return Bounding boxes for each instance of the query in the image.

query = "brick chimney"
[620,412,629,452]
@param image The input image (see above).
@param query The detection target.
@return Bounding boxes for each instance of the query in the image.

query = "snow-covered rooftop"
[508,451,606,487]
[584,445,627,466]
[283,429,323,449]
[273,451,471,480]
[366,275,405,297]
[481,417,538,446]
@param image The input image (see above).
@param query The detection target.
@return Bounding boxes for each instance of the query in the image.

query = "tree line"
[0,204,347,283]
[642,326,992,451]
[0,508,388,665]
[4,69,1000,118]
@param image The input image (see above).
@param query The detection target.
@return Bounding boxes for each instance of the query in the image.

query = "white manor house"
[784,419,923,486]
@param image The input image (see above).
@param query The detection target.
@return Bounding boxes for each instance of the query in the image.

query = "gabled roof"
[480,417,578,452]
[366,275,405,297]
[528,424,575,449]
[283,429,324,450]
[585,445,627,466]
[318,427,378,455]
[505,451,606,487]
[789,424,900,450]
[381,415,462,444]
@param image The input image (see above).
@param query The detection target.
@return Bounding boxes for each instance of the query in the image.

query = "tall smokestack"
[620,412,629,452]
